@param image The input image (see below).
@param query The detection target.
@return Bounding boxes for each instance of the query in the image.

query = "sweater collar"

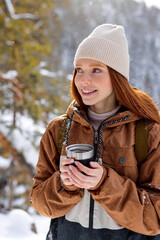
[88,104,121,122]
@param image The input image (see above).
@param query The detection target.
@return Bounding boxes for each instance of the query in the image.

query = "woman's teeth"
[82,90,96,93]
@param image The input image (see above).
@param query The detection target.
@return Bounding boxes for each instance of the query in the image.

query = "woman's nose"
[80,73,91,84]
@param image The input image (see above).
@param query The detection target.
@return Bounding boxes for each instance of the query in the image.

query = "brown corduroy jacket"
[30,101,160,236]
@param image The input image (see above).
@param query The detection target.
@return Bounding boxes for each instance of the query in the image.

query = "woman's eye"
[93,68,101,73]
[76,68,83,73]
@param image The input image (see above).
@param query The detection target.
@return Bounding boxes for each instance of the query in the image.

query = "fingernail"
[90,162,95,165]
[68,170,71,175]
[69,165,73,170]
[75,161,78,166]
[69,159,74,163]
[69,177,73,182]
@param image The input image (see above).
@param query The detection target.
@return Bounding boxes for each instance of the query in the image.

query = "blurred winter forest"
[0,0,160,215]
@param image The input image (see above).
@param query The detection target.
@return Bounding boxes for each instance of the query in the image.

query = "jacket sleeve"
[88,122,160,236]
[30,119,84,218]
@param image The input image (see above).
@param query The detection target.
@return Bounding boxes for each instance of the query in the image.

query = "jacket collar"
[66,101,141,128]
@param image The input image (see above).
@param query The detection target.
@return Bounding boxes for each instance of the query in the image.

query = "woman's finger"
[60,165,71,173]
[61,158,74,166]
[67,161,104,189]
[68,165,93,184]
[74,161,100,176]
[60,172,73,186]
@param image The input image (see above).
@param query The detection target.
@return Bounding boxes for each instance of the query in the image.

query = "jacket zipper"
[89,130,98,239]
[74,110,130,236]
[74,110,100,238]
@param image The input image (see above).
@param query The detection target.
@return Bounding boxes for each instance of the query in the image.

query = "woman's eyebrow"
[76,63,105,68]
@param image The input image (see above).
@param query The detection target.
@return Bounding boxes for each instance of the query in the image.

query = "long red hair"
[71,68,160,123]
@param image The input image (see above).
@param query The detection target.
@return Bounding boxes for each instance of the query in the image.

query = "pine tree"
[0,0,71,213]
[0,0,70,126]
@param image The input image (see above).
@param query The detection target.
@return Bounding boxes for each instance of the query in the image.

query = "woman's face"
[74,58,117,113]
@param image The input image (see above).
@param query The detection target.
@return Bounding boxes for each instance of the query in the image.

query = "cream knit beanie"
[74,24,130,81]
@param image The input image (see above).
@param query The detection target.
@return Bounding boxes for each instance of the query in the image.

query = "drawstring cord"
[96,114,131,161]
[66,111,75,147]
[65,110,130,162]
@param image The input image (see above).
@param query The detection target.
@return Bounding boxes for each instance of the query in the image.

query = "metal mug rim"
[66,144,94,160]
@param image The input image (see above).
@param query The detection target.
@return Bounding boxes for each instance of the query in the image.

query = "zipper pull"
[94,131,98,144]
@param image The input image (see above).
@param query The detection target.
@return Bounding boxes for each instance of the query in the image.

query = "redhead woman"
[30,24,160,240]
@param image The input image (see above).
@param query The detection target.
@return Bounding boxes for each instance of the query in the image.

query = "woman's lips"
[81,89,97,95]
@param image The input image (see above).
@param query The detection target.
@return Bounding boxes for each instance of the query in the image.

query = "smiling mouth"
[82,89,97,94]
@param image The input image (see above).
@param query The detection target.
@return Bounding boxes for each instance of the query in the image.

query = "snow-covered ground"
[0,209,50,240]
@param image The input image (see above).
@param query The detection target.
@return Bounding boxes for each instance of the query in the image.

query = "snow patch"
[0,209,50,240]
[0,156,12,169]
[0,70,18,79]
[0,111,46,168]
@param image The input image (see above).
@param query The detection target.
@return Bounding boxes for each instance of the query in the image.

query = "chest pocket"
[102,146,138,182]
[100,124,138,182]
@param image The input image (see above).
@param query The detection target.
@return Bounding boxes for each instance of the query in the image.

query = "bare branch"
[4,0,38,20]
[0,74,24,102]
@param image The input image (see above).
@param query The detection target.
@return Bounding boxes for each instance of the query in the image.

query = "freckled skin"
[74,58,117,114]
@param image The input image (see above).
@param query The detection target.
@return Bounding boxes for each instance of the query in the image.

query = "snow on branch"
[0,71,24,102]
[4,0,38,20]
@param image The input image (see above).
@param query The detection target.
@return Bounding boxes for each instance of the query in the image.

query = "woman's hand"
[67,161,104,190]
[60,158,75,186]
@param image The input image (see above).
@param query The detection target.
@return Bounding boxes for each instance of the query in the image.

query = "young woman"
[30,24,160,240]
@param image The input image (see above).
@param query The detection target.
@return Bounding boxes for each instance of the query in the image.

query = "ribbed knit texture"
[74,24,130,81]
[88,104,121,130]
